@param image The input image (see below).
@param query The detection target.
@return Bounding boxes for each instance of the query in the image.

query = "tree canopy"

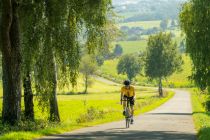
[179,0,210,91]
[145,32,183,96]
[117,54,141,81]
[0,0,113,124]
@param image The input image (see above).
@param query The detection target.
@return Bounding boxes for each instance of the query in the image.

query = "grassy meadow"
[99,54,193,88]
[191,89,210,140]
[0,77,174,140]
[100,20,192,88]
[113,40,147,54]
[118,20,161,29]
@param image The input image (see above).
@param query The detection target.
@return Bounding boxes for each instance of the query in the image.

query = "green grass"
[118,20,161,29]
[99,54,193,88]
[162,54,193,87]
[0,79,174,140]
[113,40,147,54]
[191,89,210,140]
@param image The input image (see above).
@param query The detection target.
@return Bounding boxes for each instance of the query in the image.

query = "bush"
[205,100,210,111]
[76,106,105,123]
[0,119,49,134]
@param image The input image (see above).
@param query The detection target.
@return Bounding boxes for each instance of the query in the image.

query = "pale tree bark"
[1,0,22,125]
[49,51,60,122]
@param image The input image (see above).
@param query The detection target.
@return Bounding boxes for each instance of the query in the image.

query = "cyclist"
[121,80,135,124]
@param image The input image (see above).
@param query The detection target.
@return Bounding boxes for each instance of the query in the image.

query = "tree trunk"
[84,75,88,94]
[1,0,22,125]
[49,53,60,122]
[23,71,34,121]
[158,77,163,97]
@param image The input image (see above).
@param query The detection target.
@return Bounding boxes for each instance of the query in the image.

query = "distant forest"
[113,0,187,22]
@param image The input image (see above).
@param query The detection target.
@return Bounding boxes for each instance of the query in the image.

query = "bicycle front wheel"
[126,118,130,128]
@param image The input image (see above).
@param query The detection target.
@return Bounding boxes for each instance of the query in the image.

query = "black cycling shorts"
[123,95,135,106]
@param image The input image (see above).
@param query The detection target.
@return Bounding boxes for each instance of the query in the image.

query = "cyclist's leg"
[130,97,135,123]
[122,96,127,115]
[130,105,134,116]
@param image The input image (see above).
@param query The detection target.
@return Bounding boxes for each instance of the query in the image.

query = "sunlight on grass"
[118,20,161,29]
[191,89,210,140]
[113,40,147,54]
[0,79,174,140]
[100,54,192,87]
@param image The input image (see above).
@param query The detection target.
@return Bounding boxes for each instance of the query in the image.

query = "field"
[191,89,210,140]
[0,79,174,139]
[102,20,192,88]
[118,20,161,29]
[113,40,147,54]
[100,53,193,87]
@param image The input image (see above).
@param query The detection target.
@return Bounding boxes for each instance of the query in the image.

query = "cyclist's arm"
[120,92,124,104]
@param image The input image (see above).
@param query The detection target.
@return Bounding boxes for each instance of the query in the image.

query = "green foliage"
[100,54,192,87]
[117,54,141,81]
[95,55,105,66]
[18,0,113,111]
[179,1,210,91]
[191,89,210,140]
[145,32,183,80]
[0,119,50,135]
[80,55,97,76]
[76,106,105,123]
[113,44,123,56]
[80,55,97,93]
[0,2,2,51]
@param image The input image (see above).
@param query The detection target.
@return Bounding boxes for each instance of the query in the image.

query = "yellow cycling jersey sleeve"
[121,86,135,97]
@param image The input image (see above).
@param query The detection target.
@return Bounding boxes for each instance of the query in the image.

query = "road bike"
[121,98,132,128]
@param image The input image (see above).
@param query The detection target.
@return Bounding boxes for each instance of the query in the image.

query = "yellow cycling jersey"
[121,86,135,97]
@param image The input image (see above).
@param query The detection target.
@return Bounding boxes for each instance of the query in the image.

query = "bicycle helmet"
[123,80,130,86]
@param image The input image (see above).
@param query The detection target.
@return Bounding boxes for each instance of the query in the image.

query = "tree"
[117,54,141,81]
[180,1,210,92]
[160,19,168,31]
[145,32,183,96]
[19,0,44,121]
[1,0,22,125]
[1,0,113,124]
[96,55,105,66]
[80,55,97,94]
[114,44,123,56]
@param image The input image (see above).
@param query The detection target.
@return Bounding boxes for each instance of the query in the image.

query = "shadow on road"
[148,113,193,116]
[41,130,196,140]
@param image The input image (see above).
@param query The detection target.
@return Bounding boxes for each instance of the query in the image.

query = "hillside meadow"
[100,54,193,88]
